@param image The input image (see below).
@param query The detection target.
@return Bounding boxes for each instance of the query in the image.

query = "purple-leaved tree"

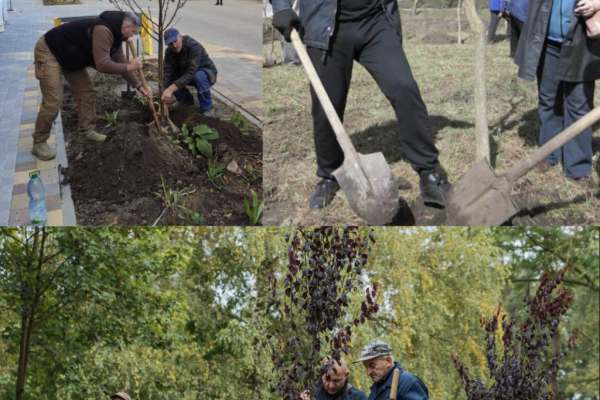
[452,265,580,400]
[263,227,380,400]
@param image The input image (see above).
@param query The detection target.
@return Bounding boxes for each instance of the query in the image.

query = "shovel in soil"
[264,25,276,67]
[290,29,398,225]
[121,45,136,100]
[126,41,181,135]
[446,105,600,226]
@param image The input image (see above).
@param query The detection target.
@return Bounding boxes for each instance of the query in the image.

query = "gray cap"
[353,339,393,363]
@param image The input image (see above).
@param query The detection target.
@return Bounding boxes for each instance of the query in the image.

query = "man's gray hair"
[377,354,394,363]
[123,11,141,27]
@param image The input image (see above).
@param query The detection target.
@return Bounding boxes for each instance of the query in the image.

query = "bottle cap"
[29,170,40,179]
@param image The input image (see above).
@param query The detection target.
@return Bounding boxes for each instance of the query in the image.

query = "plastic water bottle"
[27,170,47,226]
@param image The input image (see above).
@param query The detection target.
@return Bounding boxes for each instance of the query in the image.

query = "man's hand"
[127,57,143,72]
[300,390,310,400]
[272,9,301,42]
[575,0,600,16]
[161,89,173,103]
[157,101,169,118]
[139,86,153,100]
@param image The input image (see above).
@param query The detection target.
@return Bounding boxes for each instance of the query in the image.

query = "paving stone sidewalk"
[0,0,262,226]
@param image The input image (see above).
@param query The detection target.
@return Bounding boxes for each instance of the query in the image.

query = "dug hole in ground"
[60,59,263,226]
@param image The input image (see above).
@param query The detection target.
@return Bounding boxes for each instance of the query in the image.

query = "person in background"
[514,0,600,186]
[300,357,367,400]
[505,0,530,57]
[488,0,508,43]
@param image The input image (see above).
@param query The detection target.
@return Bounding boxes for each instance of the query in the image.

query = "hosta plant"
[181,123,219,157]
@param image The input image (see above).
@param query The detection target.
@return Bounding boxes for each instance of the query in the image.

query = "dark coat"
[367,362,428,400]
[313,378,368,400]
[514,0,600,82]
[44,11,124,71]
[271,0,402,50]
[163,35,218,89]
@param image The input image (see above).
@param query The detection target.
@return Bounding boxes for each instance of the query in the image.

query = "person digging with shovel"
[158,28,218,119]
[31,11,153,161]
[271,0,452,211]
[354,339,429,400]
[300,356,368,400]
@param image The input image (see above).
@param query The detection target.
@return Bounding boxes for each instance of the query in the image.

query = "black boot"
[308,178,339,210]
[420,169,451,207]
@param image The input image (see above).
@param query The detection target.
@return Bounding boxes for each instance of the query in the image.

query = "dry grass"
[263,10,600,226]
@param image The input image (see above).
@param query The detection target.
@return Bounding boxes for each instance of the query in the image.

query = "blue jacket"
[490,0,507,12]
[506,0,529,22]
[367,362,428,400]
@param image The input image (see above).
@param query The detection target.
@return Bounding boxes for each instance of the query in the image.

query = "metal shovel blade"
[445,158,518,226]
[332,152,399,226]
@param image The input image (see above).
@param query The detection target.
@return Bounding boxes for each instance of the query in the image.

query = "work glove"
[272,9,302,42]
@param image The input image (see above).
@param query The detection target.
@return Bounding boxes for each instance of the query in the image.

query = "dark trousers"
[487,11,501,43]
[509,16,523,58]
[536,40,594,179]
[170,70,214,111]
[307,11,439,180]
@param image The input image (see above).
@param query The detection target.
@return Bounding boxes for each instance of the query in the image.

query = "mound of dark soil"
[421,32,457,45]
[59,66,262,226]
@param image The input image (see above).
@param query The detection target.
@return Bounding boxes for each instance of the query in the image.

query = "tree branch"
[510,278,593,288]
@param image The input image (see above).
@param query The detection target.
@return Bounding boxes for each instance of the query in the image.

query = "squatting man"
[158,28,218,118]
[31,11,153,161]
[301,339,429,400]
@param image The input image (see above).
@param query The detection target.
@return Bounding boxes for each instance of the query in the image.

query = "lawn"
[263,10,600,225]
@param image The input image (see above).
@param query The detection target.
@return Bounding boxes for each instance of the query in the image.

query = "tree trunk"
[464,0,490,161]
[551,328,563,399]
[158,1,166,127]
[411,0,420,17]
[457,0,462,44]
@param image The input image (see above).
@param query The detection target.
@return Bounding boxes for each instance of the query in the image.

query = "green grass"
[263,10,600,225]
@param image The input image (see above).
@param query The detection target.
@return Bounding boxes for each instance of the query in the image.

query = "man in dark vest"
[354,339,429,400]
[271,0,451,210]
[32,11,153,161]
[300,356,368,400]
[158,28,218,117]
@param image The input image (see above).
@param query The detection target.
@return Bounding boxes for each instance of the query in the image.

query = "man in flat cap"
[110,392,131,400]
[300,356,367,400]
[354,339,428,400]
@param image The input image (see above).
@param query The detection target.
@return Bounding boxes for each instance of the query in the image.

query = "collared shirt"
[367,362,429,400]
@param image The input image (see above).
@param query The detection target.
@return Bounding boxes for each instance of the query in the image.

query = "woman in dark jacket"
[514,0,600,183]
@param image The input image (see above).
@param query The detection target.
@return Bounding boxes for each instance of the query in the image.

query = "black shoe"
[420,171,451,207]
[169,97,195,111]
[308,179,339,210]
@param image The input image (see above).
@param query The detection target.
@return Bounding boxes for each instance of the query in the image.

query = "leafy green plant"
[228,111,248,133]
[207,156,227,190]
[243,189,263,226]
[145,70,155,79]
[133,94,148,106]
[98,110,120,127]
[244,164,262,181]
[181,123,219,158]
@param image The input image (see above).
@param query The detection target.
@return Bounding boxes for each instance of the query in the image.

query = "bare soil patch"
[60,59,262,226]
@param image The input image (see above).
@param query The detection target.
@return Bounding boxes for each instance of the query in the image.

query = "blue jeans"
[170,70,214,111]
[536,40,594,179]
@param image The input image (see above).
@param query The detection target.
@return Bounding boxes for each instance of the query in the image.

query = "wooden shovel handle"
[126,40,161,131]
[505,105,600,183]
[390,369,400,399]
[290,29,360,161]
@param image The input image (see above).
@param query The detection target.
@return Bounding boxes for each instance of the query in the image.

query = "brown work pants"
[33,36,96,143]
